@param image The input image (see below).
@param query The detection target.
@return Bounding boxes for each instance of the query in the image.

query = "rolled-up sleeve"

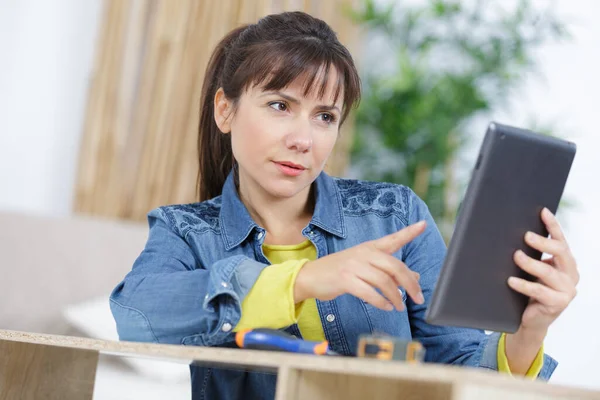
[401,188,557,381]
[110,208,268,347]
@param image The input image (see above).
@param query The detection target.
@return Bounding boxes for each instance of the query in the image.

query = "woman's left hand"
[508,207,579,333]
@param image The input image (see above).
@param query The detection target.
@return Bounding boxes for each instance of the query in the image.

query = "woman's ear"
[214,87,233,134]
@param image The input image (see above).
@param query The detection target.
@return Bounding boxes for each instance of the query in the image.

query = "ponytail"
[197,25,248,202]
[196,12,361,202]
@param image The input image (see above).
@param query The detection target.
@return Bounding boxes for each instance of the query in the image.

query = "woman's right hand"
[294,221,427,311]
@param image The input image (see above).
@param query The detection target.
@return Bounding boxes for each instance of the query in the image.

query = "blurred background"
[0,0,598,399]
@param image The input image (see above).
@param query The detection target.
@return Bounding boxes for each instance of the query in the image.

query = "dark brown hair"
[197,11,361,201]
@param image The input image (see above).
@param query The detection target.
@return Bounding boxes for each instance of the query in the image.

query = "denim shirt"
[110,171,557,400]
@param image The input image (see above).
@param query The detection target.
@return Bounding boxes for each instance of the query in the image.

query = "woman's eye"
[268,101,287,112]
[318,113,336,124]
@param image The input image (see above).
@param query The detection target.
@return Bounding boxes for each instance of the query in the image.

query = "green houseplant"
[348,0,568,240]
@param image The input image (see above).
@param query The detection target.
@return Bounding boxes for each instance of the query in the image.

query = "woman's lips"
[273,161,306,177]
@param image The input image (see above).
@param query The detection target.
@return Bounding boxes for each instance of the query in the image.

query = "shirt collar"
[219,170,346,250]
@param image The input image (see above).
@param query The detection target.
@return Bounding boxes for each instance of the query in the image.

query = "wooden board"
[1,329,599,400]
[0,339,98,400]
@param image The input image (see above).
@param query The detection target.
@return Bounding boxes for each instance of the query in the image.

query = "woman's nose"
[285,120,313,152]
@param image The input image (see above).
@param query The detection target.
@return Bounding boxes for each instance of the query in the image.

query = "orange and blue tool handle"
[235,328,332,355]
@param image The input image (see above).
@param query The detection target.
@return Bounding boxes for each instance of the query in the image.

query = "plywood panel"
[1,330,600,400]
[0,340,98,400]
[292,370,453,400]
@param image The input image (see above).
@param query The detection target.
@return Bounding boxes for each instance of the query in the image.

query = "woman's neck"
[238,177,315,245]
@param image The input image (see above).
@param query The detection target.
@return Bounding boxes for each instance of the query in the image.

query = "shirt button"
[257,231,264,240]
[221,282,228,288]
[326,314,335,323]
[221,323,232,332]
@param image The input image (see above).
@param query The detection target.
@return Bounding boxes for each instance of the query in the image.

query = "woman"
[110,11,579,400]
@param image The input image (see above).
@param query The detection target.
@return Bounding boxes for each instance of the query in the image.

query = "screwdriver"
[235,328,338,355]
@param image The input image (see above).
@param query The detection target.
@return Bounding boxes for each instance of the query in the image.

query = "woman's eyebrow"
[260,91,341,113]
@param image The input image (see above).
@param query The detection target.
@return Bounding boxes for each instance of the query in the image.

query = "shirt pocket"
[360,287,412,338]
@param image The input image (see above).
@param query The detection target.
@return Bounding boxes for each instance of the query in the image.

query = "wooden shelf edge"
[1,329,598,399]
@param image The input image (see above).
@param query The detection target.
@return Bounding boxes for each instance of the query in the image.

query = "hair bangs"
[235,38,360,123]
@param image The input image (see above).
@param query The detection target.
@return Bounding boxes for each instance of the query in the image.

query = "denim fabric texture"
[110,171,557,400]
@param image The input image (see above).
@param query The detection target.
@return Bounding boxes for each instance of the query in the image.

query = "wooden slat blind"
[74,0,361,221]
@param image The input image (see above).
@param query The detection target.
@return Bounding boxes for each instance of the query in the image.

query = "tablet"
[425,122,576,333]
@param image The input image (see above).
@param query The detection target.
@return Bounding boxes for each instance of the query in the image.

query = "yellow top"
[234,239,324,340]
[233,239,543,378]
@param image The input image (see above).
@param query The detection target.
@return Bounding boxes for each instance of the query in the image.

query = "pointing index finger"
[374,220,427,254]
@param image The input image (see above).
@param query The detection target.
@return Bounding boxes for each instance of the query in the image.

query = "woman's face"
[215,67,343,201]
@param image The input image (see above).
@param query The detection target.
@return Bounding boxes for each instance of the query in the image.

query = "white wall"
[495,0,600,389]
[0,0,598,391]
[0,0,102,215]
